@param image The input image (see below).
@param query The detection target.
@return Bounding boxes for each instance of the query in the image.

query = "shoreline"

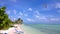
[0,24,46,34]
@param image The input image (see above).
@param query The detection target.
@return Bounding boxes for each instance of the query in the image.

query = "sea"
[25,24,60,34]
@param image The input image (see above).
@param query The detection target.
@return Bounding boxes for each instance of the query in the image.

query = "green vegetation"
[15,18,23,24]
[0,7,23,30]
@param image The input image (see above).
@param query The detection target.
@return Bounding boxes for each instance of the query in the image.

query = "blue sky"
[0,0,60,24]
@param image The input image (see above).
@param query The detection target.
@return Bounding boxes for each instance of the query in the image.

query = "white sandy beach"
[0,24,46,34]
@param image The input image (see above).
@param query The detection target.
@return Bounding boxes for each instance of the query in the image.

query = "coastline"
[0,24,46,34]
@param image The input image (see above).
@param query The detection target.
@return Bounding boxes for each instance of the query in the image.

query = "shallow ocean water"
[27,24,60,34]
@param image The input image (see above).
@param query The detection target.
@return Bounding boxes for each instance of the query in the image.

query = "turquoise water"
[27,24,60,34]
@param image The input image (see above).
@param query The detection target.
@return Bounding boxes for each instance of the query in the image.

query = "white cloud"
[34,10,41,16]
[12,18,16,21]
[39,3,60,11]
[39,16,47,20]
[55,3,60,8]
[6,10,11,14]
[10,16,13,18]
[34,10,60,22]
[34,10,49,22]
[9,16,12,19]
[49,3,60,8]
[42,3,60,9]
[50,18,60,21]
[9,16,16,21]
[19,12,23,16]
[39,4,52,11]
[27,18,35,22]
[18,11,28,17]
[28,8,32,11]
[34,10,47,20]
[35,15,46,19]
[24,14,28,17]
[13,10,17,14]
[50,18,56,21]
[35,15,40,18]
[18,16,21,18]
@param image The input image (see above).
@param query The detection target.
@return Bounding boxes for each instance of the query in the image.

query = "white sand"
[0,24,46,34]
